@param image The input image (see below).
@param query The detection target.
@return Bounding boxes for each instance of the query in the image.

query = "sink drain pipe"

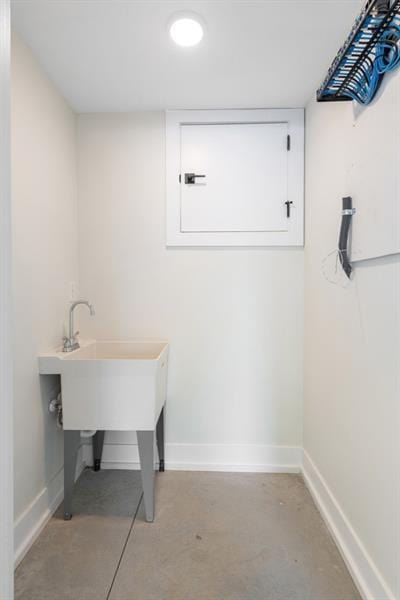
[81,430,96,438]
[49,394,96,438]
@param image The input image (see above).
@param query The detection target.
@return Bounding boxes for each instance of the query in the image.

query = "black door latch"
[184,173,206,184]
[285,200,293,218]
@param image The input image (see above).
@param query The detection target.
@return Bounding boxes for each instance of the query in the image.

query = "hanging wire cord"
[317,0,400,105]
[338,197,355,279]
[321,198,356,284]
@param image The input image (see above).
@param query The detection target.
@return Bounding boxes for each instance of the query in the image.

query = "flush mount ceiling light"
[169,13,205,47]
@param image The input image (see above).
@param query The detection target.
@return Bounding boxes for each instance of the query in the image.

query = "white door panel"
[166,109,304,246]
[180,122,288,233]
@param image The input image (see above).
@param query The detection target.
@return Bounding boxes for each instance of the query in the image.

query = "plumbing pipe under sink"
[81,430,96,438]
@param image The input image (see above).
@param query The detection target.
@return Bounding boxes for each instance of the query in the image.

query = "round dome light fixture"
[169,13,204,47]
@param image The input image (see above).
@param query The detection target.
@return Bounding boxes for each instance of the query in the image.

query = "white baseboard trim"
[14,446,86,568]
[83,442,302,473]
[302,451,394,600]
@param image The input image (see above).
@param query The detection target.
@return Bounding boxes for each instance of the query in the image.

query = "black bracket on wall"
[317,0,400,104]
[338,197,356,279]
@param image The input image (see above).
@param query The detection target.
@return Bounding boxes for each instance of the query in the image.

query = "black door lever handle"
[184,173,206,184]
[285,200,293,218]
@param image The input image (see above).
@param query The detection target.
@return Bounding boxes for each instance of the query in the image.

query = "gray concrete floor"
[15,469,361,600]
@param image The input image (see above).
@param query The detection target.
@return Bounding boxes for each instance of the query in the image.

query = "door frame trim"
[0,1,14,596]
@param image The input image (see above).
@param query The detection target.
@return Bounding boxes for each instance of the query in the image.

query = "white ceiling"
[11,0,361,113]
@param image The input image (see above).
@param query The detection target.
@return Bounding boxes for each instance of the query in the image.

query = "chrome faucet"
[62,300,95,352]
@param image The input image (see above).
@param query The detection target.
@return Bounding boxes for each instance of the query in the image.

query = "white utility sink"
[39,340,169,431]
[39,339,169,522]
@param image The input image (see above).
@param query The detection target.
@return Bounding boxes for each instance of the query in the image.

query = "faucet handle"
[74,331,80,338]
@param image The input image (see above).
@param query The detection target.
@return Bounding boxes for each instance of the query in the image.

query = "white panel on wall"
[180,122,288,233]
[166,109,304,246]
[347,73,400,261]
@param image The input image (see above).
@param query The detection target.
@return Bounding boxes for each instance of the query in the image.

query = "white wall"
[0,2,13,597]
[12,33,80,560]
[304,74,400,600]
[77,112,304,471]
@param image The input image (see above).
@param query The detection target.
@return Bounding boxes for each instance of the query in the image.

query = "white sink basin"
[39,340,169,431]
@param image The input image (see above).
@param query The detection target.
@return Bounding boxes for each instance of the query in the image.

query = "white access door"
[166,108,304,246]
[180,122,289,233]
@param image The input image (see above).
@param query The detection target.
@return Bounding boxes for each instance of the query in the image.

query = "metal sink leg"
[63,430,80,520]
